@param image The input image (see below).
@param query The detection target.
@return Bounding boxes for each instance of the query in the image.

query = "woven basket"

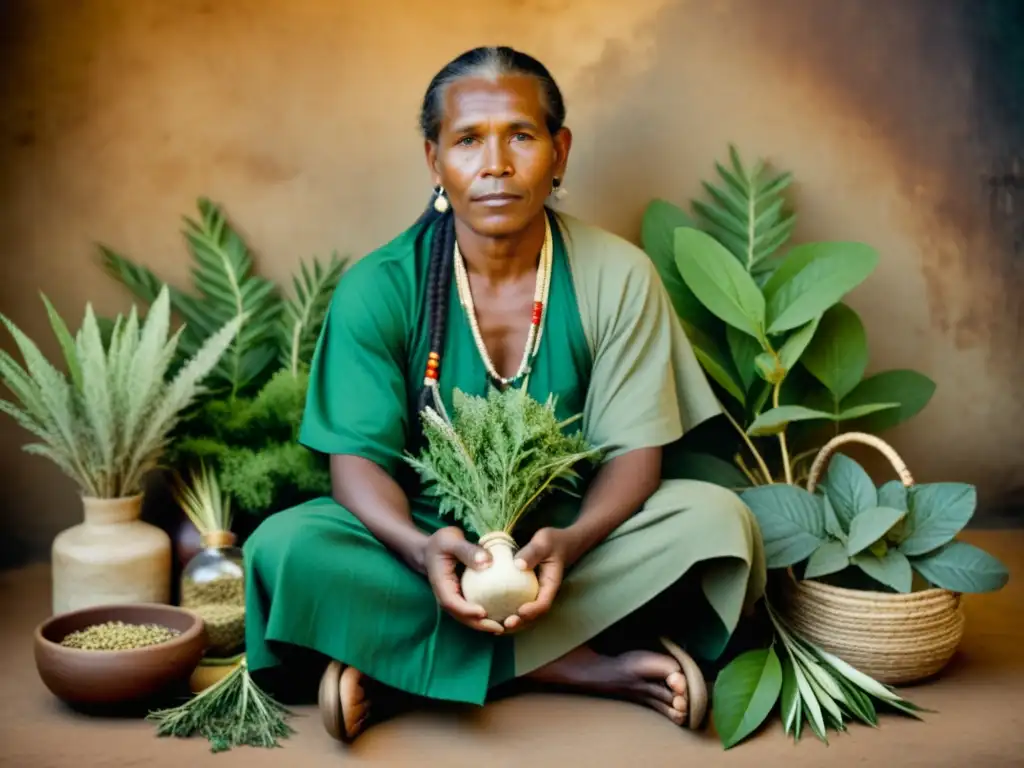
[778,431,965,685]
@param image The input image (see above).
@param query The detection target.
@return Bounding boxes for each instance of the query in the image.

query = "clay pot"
[50,495,172,615]
[34,603,207,706]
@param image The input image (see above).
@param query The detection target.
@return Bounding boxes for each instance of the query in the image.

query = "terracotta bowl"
[34,603,207,706]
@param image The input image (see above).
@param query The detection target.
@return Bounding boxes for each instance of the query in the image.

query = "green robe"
[243,209,766,705]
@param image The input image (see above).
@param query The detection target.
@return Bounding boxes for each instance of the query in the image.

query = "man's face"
[426,74,571,238]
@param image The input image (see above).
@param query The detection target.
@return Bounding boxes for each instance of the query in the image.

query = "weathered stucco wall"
[1,0,1021,564]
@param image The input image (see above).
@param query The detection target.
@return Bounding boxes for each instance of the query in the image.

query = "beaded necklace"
[453,214,554,389]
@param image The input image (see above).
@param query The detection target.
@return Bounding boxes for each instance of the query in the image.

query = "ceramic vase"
[50,494,172,615]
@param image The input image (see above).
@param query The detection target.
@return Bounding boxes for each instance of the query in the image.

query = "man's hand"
[503,527,575,632]
[423,527,504,635]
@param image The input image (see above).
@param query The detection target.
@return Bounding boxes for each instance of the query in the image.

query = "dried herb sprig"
[147,658,295,752]
[405,386,603,538]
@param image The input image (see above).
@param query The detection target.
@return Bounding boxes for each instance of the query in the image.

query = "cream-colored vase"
[50,495,172,615]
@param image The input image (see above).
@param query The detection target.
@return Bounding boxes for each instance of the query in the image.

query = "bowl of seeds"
[34,603,207,706]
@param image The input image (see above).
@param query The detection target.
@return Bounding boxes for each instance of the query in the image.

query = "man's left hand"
[503,527,577,633]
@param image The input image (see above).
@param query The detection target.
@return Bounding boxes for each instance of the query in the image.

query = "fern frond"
[281,253,347,375]
[692,143,796,276]
[180,198,282,394]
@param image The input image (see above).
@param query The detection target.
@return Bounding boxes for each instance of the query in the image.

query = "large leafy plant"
[0,287,241,498]
[745,451,1010,593]
[641,146,936,489]
[101,197,346,397]
[99,198,344,516]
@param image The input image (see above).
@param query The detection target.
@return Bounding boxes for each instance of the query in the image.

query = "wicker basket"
[778,431,965,685]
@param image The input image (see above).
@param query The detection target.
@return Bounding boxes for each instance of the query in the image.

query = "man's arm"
[330,454,431,574]
[561,446,662,567]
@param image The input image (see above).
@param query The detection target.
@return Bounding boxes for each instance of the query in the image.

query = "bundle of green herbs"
[100,197,344,517]
[147,657,294,753]
[405,386,602,622]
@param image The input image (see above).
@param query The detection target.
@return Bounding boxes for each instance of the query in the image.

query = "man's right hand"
[423,527,504,635]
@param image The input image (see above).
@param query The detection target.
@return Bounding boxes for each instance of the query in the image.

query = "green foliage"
[148,658,294,752]
[168,369,331,516]
[0,287,241,498]
[640,144,936,488]
[713,601,927,749]
[743,451,1010,594]
[405,387,603,538]
[101,197,346,397]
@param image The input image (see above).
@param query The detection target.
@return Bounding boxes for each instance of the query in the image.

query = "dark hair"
[414,47,567,418]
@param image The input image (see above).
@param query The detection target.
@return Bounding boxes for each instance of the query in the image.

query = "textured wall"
[1,0,1021,565]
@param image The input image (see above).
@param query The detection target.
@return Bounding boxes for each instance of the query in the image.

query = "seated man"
[243,45,765,743]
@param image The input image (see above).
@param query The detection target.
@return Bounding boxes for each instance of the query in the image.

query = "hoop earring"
[433,186,450,213]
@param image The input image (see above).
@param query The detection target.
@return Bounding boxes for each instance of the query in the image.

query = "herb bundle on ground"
[147,658,295,753]
[405,386,602,622]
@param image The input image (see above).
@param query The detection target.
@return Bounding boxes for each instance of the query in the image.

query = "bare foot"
[319,661,374,742]
[527,645,700,727]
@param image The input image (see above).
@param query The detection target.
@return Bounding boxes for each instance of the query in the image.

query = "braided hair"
[415,46,567,417]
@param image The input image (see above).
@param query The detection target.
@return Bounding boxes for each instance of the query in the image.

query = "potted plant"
[98,197,345,556]
[0,286,241,614]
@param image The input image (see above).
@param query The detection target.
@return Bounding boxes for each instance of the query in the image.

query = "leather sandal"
[658,636,709,730]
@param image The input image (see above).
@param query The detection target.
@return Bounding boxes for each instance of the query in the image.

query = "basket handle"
[806,431,914,494]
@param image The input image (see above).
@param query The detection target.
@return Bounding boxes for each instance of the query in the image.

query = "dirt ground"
[2,530,1022,768]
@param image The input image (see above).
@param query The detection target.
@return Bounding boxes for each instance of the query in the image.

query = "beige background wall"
[1,0,1021,564]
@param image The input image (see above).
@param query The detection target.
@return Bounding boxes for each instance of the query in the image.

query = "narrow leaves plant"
[0,287,242,498]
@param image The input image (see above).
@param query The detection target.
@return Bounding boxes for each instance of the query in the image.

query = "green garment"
[243,209,766,706]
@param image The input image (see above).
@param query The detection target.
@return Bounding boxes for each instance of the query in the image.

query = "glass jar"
[180,530,246,657]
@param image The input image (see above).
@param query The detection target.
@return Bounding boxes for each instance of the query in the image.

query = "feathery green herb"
[405,387,603,537]
[147,658,294,753]
[0,287,241,498]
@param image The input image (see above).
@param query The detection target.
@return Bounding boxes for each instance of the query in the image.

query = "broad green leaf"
[899,483,976,556]
[853,549,913,593]
[877,480,908,512]
[804,540,850,579]
[763,242,879,334]
[712,647,783,749]
[820,453,877,530]
[662,451,751,489]
[745,402,896,436]
[747,405,834,436]
[780,654,800,734]
[640,199,718,336]
[742,484,824,568]
[847,506,907,556]
[674,227,766,339]
[684,322,746,405]
[727,325,762,392]
[840,370,937,432]
[800,303,867,400]
[911,540,1010,593]
[777,315,821,373]
[822,493,847,541]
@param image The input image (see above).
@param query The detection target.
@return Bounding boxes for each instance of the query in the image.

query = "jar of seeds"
[180,530,245,656]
